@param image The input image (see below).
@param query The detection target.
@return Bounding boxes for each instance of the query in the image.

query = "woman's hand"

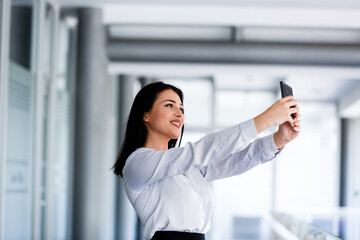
[273,114,301,149]
[254,95,301,149]
[255,96,299,132]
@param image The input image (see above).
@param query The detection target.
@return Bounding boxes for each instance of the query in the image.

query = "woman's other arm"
[123,119,258,190]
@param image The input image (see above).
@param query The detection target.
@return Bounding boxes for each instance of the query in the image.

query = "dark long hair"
[113,81,184,177]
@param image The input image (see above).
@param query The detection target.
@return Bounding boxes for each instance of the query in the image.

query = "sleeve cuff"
[260,134,282,163]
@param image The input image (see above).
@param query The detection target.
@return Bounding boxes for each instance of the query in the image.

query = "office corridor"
[1,0,360,239]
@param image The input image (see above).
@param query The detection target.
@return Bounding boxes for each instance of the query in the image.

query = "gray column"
[73,8,115,240]
[115,75,138,240]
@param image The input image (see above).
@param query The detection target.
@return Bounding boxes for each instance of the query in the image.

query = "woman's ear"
[143,112,150,122]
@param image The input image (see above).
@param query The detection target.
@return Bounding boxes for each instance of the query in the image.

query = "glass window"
[210,90,276,240]
[133,78,142,98]
[10,1,33,70]
[276,102,339,210]
[4,0,34,239]
[50,20,74,240]
[216,91,275,128]
[5,62,34,240]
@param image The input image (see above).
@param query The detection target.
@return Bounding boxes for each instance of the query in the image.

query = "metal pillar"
[73,8,115,240]
[44,2,60,240]
[31,0,46,239]
[115,75,138,240]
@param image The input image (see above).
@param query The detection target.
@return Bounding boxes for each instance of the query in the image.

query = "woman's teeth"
[171,121,180,126]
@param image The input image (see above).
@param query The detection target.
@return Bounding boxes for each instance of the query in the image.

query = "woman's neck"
[143,135,169,151]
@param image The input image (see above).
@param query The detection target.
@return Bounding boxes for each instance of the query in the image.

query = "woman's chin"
[170,131,181,140]
[170,134,180,140]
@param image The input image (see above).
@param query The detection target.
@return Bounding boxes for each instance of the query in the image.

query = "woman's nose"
[175,107,183,116]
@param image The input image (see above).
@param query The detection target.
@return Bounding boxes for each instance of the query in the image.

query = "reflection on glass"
[279,208,360,240]
[5,62,33,240]
[273,212,342,240]
[9,0,32,70]
[4,0,33,239]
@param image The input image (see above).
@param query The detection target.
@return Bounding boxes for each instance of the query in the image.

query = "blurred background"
[1,0,360,240]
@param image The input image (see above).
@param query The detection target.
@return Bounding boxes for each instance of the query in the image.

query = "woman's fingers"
[289,105,299,115]
[294,120,301,126]
[285,99,298,108]
[284,99,299,122]
[280,95,294,102]
[293,124,301,132]
[292,119,301,131]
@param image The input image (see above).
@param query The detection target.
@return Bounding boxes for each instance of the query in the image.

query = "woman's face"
[143,89,185,142]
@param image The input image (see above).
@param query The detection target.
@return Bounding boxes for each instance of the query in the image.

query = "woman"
[113,81,300,240]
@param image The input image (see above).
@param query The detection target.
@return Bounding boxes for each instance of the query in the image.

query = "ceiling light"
[241,27,360,44]
[108,25,232,41]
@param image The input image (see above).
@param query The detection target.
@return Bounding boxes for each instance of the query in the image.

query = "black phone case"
[280,81,295,119]
[280,81,293,98]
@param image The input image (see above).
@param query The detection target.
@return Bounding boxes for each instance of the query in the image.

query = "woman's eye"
[165,104,184,113]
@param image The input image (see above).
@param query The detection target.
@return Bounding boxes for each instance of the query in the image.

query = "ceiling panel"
[214,75,280,92]
[57,0,360,103]
[58,0,360,9]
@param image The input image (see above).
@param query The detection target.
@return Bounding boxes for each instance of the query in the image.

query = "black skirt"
[151,231,206,240]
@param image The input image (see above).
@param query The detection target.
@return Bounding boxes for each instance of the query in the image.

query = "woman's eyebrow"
[162,99,183,106]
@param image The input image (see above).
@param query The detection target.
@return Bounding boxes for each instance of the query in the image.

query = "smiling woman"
[142,89,185,151]
[113,82,185,178]
[112,81,301,240]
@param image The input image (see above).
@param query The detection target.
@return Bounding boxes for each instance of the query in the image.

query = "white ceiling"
[58,0,360,104]
[57,0,360,8]
[108,63,360,102]
[57,0,360,28]
[102,4,360,29]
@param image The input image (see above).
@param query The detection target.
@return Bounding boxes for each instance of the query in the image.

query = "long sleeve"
[123,119,258,190]
[199,134,280,182]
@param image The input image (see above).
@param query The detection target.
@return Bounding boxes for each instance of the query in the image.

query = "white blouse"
[122,119,280,240]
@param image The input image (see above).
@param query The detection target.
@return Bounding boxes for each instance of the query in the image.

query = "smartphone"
[280,81,295,119]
